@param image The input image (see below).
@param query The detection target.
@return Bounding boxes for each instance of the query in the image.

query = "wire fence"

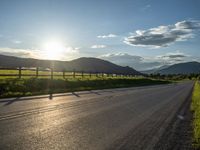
[0,67,138,79]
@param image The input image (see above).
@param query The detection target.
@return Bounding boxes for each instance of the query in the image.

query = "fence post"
[63,70,65,79]
[73,70,75,78]
[18,66,22,79]
[96,72,98,78]
[90,72,92,78]
[51,67,53,80]
[82,71,84,78]
[102,73,103,78]
[36,67,39,78]
[50,61,54,80]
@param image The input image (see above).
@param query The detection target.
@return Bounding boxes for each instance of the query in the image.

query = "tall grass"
[0,78,171,98]
[191,81,200,148]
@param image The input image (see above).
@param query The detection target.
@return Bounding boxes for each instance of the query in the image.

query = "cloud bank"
[0,46,79,61]
[156,52,189,64]
[12,40,22,44]
[124,20,200,48]
[97,34,117,38]
[99,53,161,70]
[99,52,192,71]
[91,45,106,48]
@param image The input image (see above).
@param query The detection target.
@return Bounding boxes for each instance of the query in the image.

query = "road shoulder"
[154,87,194,150]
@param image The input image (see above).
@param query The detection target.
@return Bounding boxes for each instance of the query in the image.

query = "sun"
[42,39,65,60]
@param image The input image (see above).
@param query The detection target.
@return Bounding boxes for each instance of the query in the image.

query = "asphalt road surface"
[0,82,194,150]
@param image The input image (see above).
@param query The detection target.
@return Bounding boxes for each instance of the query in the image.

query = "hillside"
[141,65,170,74]
[0,54,142,75]
[156,62,200,75]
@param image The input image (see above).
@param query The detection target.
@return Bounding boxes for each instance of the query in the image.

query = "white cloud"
[58,46,80,60]
[65,47,80,53]
[97,34,117,38]
[99,51,196,71]
[100,53,143,62]
[0,46,80,61]
[99,52,161,70]
[0,47,40,58]
[157,52,187,59]
[141,4,151,11]
[91,45,107,48]
[155,52,189,64]
[13,40,22,44]
[124,20,200,48]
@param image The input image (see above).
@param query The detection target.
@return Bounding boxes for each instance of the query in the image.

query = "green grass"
[0,77,171,98]
[191,81,200,148]
[0,69,84,75]
[0,69,137,79]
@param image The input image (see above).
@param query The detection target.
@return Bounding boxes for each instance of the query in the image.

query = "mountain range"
[0,54,200,75]
[142,61,200,75]
[0,54,142,75]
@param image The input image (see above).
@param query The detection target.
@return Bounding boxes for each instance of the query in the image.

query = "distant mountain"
[0,54,142,75]
[156,62,200,75]
[141,65,170,74]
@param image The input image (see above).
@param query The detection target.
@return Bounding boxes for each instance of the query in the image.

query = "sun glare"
[42,39,65,60]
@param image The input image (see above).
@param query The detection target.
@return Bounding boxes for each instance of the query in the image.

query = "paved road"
[0,82,194,150]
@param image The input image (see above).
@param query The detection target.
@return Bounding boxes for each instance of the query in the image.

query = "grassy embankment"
[191,81,200,148]
[0,77,171,98]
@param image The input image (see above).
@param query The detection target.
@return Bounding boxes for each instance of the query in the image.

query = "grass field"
[0,69,133,79]
[0,77,171,98]
[191,81,200,148]
[0,69,83,78]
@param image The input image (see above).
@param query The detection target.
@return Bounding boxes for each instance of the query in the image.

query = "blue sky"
[0,0,200,70]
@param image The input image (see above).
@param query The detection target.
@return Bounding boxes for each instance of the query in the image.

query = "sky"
[0,0,200,70]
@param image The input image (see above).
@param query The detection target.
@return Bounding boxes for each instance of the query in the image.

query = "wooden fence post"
[90,72,92,78]
[63,70,65,79]
[82,71,84,78]
[50,61,54,80]
[18,66,22,79]
[73,70,75,78]
[36,67,39,78]
[51,67,53,80]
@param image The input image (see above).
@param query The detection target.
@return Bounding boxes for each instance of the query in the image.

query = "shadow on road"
[3,97,21,106]
[72,92,80,97]
[49,93,53,100]
[0,86,148,106]
[89,91,101,95]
